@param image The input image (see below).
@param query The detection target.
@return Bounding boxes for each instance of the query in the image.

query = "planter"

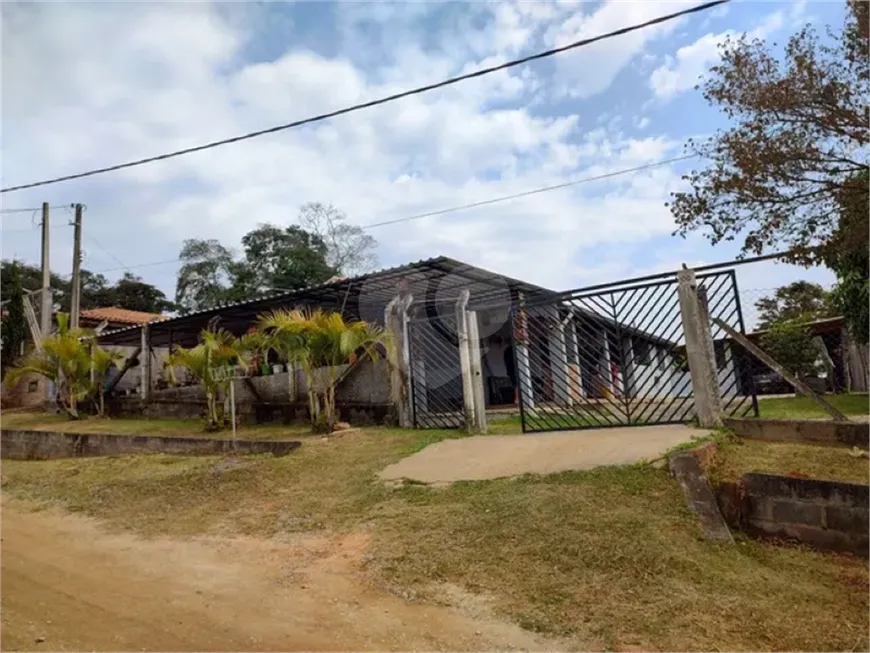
[272,364,284,374]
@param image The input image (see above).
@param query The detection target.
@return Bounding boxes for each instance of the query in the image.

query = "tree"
[112,272,174,314]
[258,308,390,432]
[298,203,378,275]
[669,0,868,264]
[175,239,237,314]
[166,328,249,431]
[829,169,869,342]
[755,281,836,330]
[4,313,122,418]
[174,224,338,314]
[1,260,66,309]
[761,319,820,380]
[236,224,335,296]
[1,261,28,371]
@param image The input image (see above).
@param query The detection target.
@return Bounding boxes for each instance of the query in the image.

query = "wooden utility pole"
[70,203,83,328]
[39,202,52,341]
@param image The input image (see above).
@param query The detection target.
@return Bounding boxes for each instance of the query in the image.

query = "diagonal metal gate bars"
[407,314,466,428]
[512,270,758,433]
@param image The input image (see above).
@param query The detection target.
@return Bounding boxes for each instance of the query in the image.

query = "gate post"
[455,290,476,430]
[467,309,487,433]
[677,269,723,428]
[386,294,414,428]
[514,293,535,410]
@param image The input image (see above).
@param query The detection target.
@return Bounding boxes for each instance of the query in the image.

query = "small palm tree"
[4,313,121,418]
[166,328,245,431]
[258,308,391,432]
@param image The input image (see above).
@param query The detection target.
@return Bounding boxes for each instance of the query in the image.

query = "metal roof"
[97,256,554,348]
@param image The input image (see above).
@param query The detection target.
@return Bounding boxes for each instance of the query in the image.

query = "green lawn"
[757,393,869,420]
[2,425,867,651]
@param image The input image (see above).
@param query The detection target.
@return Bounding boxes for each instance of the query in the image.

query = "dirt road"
[1,500,558,651]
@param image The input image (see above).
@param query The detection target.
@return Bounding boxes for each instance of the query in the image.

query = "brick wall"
[740,473,869,556]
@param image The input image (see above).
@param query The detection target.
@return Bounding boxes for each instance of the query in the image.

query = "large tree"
[1,261,28,371]
[670,0,868,263]
[755,281,836,330]
[237,224,335,295]
[175,239,237,314]
[111,272,175,314]
[174,225,337,314]
[298,203,378,275]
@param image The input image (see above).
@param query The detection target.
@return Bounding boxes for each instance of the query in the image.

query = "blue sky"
[0,0,846,325]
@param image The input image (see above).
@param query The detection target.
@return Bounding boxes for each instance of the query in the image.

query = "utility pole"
[70,203,83,328]
[38,202,54,345]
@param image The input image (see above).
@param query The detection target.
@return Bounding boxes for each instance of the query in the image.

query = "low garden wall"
[1,429,301,461]
[732,473,869,556]
[108,397,393,426]
[725,417,869,448]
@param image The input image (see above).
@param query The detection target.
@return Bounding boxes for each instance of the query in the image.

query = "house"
[96,256,713,428]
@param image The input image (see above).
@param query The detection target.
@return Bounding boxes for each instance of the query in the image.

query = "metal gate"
[512,270,758,433]
[407,314,466,429]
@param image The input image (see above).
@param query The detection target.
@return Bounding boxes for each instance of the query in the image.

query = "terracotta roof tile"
[80,307,164,326]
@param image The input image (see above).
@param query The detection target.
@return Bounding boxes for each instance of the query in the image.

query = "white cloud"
[2,0,825,304]
[649,8,787,101]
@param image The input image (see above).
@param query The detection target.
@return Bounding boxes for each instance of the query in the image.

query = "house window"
[634,339,652,366]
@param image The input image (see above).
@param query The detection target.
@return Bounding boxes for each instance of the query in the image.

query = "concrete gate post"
[455,290,476,430]
[514,294,535,410]
[677,269,724,428]
[386,294,414,428]
[467,310,488,433]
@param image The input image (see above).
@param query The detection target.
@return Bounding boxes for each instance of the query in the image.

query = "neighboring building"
[80,307,165,331]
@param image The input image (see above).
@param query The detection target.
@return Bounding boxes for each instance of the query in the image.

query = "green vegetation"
[711,438,869,485]
[757,393,869,420]
[4,314,121,418]
[2,425,866,650]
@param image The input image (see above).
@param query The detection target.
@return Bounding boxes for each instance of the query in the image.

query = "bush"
[761,319,820,379]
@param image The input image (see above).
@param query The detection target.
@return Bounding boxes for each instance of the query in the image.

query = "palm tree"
[166,328,245,431]
[4,313,121,418]
[258,308,391,432]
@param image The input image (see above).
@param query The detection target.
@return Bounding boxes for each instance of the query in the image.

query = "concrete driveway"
[379,425,710,484]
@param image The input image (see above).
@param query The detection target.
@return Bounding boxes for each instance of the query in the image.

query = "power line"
[0,0,726,195]
[92,153,699,274]
[361,154,698,229]
[83,233,131,273]
[0,204,72,214]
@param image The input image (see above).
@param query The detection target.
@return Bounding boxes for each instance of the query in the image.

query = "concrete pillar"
[565,319,583,401]
[550,318,571,407]
[677,269,723,428]
[467,310,487,433]
[455,290,476,430]
[621,336,636,399]
[514,294,534,410]
[598,330,612,397]
[386,294,414,428]
[140,324,151,401]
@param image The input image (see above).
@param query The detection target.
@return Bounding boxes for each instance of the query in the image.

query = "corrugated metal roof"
[96,255,553,347]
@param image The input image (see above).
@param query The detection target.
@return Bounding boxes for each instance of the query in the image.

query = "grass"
[711,437,869,485]
[2,425,867,650]
[757,393,869,420]
[0,411,311,441]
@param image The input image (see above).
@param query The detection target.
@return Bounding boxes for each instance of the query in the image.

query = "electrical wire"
[0,204,72,214]
[83,233,132,273]
[361,154,698,229]
[91,153,699,274]
[0,0,726,194]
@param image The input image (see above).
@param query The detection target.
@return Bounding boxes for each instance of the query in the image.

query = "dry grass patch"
[2,427,867,651]
[711,438,869,485]
[0,411,309,441]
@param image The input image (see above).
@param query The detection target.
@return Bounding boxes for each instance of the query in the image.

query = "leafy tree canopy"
[0,260,173,316]
[174,221,347,314]
[298,203,378,276]
[755,281,836,330]
[1,261,28,371]
[669,0,868,265]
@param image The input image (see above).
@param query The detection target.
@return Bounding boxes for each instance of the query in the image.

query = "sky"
[0,0,846,326]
